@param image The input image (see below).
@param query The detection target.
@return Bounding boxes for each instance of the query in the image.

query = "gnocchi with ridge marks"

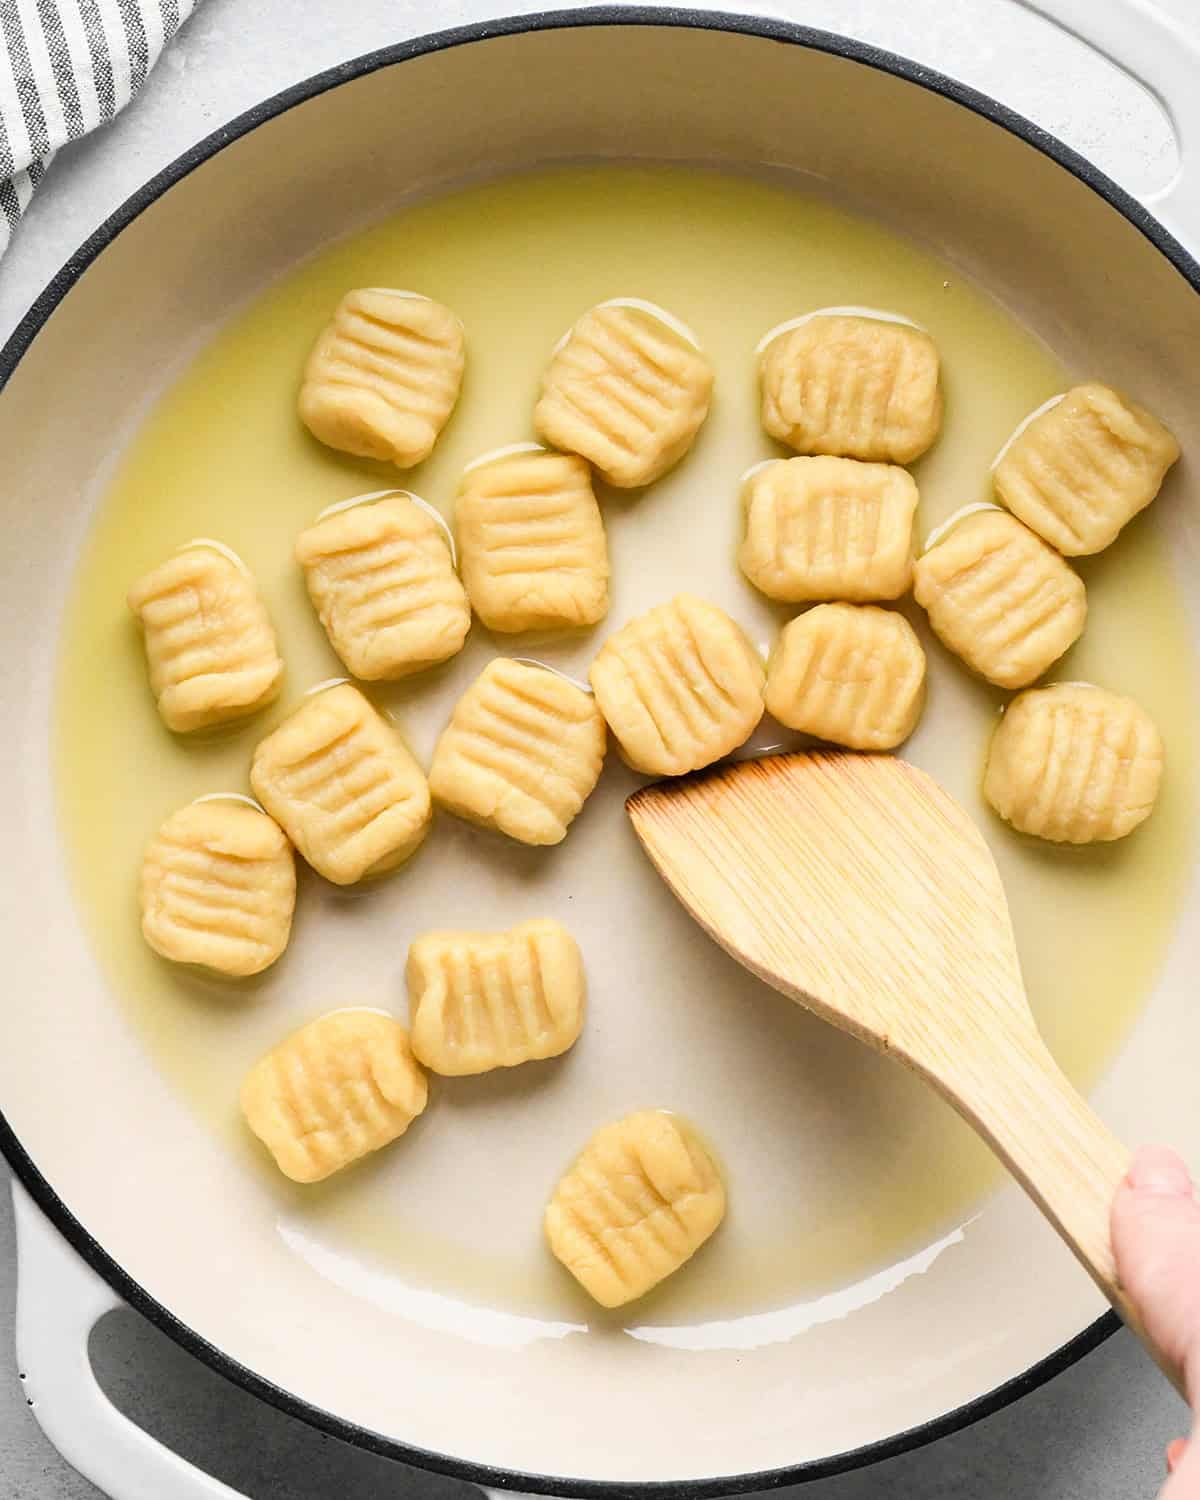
[140,800,295,977]
[127,544,283,733]
[407,919,585,1076]
[456,450,609,632]
[298,289,465,468]
[544,1110,726,1308]
[739,456,917,603]
[984,683,1164,843]
[764,602,926,751]
[240,1009,428,1183]
[296,494,470,680]
[250,683,431,884]
[759,314,942,464]
[912,509,1086,690]
[534,301,714,487]
[428,658,606,846]
[993,383,1179,555]
[589,593,765,776]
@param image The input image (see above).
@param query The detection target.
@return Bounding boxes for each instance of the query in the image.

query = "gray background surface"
[0,0,1195,1493]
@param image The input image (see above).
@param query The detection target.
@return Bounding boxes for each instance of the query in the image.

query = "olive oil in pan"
[55,166,1197,1326]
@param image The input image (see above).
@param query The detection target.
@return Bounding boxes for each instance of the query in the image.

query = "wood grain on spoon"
[627,749,1183,1397]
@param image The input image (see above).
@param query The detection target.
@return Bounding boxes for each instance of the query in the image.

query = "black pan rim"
[0,6,1184,1494]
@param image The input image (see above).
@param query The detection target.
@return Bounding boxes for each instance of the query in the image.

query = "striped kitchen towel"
[0,0,199,258]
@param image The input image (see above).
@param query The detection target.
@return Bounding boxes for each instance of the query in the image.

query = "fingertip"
[1167,1438,1188,1473]
[1127,1145,1194,1198]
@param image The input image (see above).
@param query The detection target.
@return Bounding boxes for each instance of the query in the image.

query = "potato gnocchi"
[127,543,283,732]
[534,300,714,487]
[765,603,926,751]
[759,313,942,464]
[140,799,295,977]
[984,683,1164,843]
[993,383,1179,555]
[112,234,1187,1278]
[428,658,606,845]
[240,1009,428,1182]
[544,1110,726,1308]
[589,593,765,776]
[296,493,470,680]
[298,289,465,468]
[739,456,917,602]
[407,919,585,1076]
[456,450,609,632]
[912,509,1086,690]
[250,683,431,884]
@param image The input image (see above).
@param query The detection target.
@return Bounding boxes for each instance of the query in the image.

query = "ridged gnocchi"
[295,494,470,680]
[544,1110,726,1308]
[456,450,609,632]
[407,919,585,1076]
[993,383,1179,555]
[589,594,765,776]
[298,289,465,468]
[984,683,1164,843]
[428,659,606,845]
[240,1009,428,1182]
[250,683,431,884]
[765,603,926,751]
[912,509,1086,690]
[127,544,283,733]
[534,300,714,487]
[140,799,295,977]
[759,314,942,464]
[739,456,917,602]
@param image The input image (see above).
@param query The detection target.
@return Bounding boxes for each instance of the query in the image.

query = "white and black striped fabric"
[0,0,199,257]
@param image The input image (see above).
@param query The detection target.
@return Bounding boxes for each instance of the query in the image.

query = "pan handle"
[1019,0,1200,248]
[12,1181,251,1500]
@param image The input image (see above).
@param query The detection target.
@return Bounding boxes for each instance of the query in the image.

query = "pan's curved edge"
[0,6,1174,1493]
[0,1097,1128,1497]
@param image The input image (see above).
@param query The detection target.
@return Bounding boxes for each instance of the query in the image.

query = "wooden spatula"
[627,748,1182,1395]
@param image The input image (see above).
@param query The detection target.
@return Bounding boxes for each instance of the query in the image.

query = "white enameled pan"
[2,7,1200,1497]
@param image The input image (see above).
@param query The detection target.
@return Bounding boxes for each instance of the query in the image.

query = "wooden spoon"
[627,748,1182,1395]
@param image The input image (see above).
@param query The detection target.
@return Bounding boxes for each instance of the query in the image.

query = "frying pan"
[2,6,1200,1497]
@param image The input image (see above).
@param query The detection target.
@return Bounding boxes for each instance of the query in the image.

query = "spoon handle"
[923,1020,1186,1400]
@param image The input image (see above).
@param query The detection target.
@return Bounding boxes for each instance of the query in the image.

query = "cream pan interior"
[2,16,1200,1491]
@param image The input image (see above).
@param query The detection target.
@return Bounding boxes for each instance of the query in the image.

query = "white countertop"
[0,0,1194,1494]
